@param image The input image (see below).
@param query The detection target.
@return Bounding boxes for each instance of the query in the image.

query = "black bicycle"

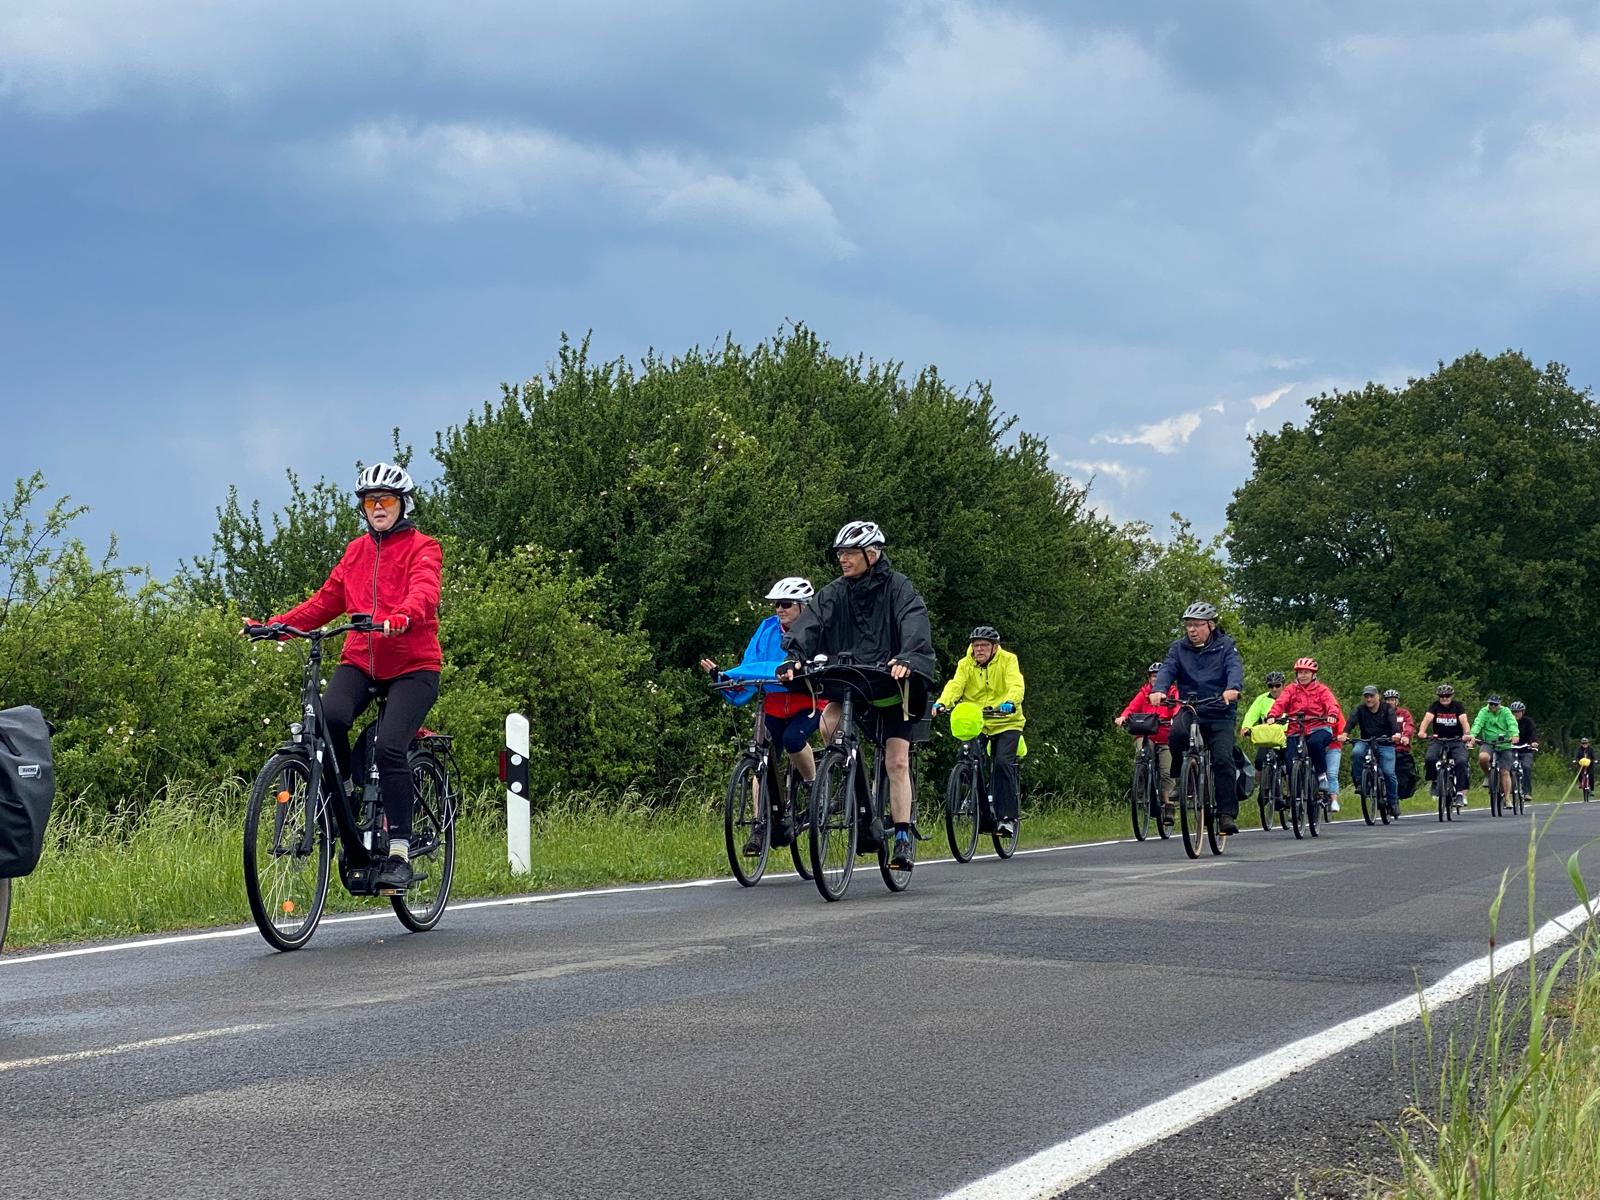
[1284,724,1331,840]
[1484,740,1517,817]
[1246,725,1289,832]
[242,617,459,951]
[713,679,813,886]
[943,707,1022,861]
[1501,743,1534,817]
[1577,757,1593,803]
[793,659,925,901]
[1357,736,1397,826]
[1172,695,1230,859]
[1429,736,1462,823]
[1124,715,1171,843]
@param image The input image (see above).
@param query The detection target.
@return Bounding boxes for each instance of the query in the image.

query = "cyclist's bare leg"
[885,736,912,824]
[819,701,843,744]
[788,743,816,782]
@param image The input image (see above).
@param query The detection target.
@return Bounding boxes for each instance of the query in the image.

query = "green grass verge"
[1,780,1137,951]
[1,773,1578,953]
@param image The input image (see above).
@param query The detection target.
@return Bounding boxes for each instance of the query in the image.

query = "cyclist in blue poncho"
[701,577,821,854]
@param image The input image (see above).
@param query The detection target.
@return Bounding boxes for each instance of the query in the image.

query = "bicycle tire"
[879,761,914,893]
[1307,780,1321,837]
[724,754,770,887]
[808,753,856,901]
[0,876,11,952]
[1257,760,1273,832]
[788,772,814,880]
[1360,765,1378,826]
[243,752,330,952]
[1179,756,1206,859]
[947,762,980,862]
[1131,759,1150,842]
[1289,758,1307,839]
[392,751,456,932]
[1204,771,1227,857]
[992,809,1020,859]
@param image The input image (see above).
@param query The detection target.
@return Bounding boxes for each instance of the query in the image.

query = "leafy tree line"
[7,332,1572,818]
[1228,350,1600,742]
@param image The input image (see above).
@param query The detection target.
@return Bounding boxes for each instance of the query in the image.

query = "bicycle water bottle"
[362,761,381,851]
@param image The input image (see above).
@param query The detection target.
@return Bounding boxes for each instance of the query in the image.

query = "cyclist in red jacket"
[259,463,443,894]
[1115,662,1178,815]
[1267,657,1345,808]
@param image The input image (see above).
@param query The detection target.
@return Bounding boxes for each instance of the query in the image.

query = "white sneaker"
[1456,792,1468,808]
[1317,773,1330,789]
[1329,797,1341,812]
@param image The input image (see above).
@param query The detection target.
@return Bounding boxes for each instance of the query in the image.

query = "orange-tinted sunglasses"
[361,494,400,512]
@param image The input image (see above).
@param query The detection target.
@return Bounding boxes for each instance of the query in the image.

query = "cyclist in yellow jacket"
[932,626,1026,838]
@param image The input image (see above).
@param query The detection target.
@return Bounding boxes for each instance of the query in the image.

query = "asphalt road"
[2,802,1597,1200]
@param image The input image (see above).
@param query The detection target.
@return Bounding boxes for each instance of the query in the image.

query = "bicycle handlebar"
[245,614,378,642]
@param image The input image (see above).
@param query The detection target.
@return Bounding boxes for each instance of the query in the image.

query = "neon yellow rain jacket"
[937,647,1026,735]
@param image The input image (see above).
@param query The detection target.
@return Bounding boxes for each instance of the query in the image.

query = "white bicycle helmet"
[355,462,416,517]
[765,577,815,602]
[833,520,885,550]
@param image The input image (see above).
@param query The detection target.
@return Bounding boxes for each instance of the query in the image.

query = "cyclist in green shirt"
[1239,669,1286,790]
[1470,695,1518,802]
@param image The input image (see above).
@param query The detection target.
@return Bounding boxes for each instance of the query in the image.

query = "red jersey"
[1267,680,1345,737]
[272,524,443,680]
[1119,682,1177,746]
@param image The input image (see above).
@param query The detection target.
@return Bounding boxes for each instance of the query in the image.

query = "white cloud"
[1207,401,1225,414]
[298,119,854,255]
[1248,384,1294,412]
[1093,409,1205,454]
[1060,459,1146,488]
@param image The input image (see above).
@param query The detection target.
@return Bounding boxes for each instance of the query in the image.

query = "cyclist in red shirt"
[258,463,442,895]
[1267,657,1345,807]
[1115,662,1178,816]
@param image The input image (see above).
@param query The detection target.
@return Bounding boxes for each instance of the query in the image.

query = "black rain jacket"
[782,553,937,684]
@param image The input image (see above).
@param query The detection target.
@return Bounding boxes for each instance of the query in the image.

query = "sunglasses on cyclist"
[773,600,798,611]
[361,494,401,513]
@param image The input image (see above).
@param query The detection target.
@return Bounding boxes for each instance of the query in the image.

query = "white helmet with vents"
[765,577,815,601]
[355,462,415,518]
[832,520,885,550]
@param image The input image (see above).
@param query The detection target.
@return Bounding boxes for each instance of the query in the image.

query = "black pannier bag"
[1124,712,1161,737]
[1,705,55,878]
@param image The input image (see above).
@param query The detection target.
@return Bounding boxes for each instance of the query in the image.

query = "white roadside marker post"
[501,713,531,875]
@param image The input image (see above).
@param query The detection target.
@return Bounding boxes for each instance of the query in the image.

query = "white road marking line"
[935,899,1596,1200]
[0,1024,270,1073]
[0,800,1584,969]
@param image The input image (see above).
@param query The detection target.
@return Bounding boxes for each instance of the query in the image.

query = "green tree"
[1227,351,1600,733]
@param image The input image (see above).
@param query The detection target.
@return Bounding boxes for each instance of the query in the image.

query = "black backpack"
[1,706,55,878]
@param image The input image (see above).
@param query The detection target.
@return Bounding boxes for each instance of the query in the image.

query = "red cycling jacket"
[1119,682,1177,746]
[1266,680,1345,737]
[271,524,443,680]
[1393,705,1416,750]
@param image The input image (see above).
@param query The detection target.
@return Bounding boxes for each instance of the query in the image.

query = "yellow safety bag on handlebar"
[1248,722,1287,749]
[950,702,984,741]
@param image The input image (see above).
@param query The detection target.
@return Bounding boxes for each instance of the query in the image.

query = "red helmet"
[1293,657,1318,672]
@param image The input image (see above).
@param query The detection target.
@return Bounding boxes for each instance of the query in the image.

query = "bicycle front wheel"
[808,754,856,901]
[0,876,11,952]
[1131,761,1150,842]
[1179,757,1206,860]
[393,751,456,932]
[1360,768,1378,826]
[947,762,980,862]
[1289,760,1307,839]
[244,753,330,952]
[1257,763,1273,832]
[724,754,770,887]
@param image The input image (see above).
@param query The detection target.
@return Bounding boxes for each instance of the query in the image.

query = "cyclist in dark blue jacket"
[1149,601,1246,833]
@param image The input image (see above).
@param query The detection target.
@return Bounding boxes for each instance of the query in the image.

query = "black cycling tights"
[321,665,441,842]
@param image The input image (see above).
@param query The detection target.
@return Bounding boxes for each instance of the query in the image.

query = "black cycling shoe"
[373,855,412,894]
[742,826,766,857]
[889,831,914,871]
[769,819,792,849]
[1217,816,1240,836]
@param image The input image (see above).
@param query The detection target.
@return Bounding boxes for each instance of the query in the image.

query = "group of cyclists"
[1116,617,1568,833]
[248,459,1589,905]
[701,521,1026,875]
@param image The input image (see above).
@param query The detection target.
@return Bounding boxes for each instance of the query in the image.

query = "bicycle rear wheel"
[724,754,770,887]
[947,762,980,862]
[1204,774,1227,857]
[1179,757,1206,860]
[992,811,1019,859]
[788,772,814,880]
[393,752,456,932]
[808,754,856,901]
[244,753,330,952]
[1257,762,1273,832]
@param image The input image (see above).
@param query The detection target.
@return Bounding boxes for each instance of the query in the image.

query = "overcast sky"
[5,0,1598,574]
